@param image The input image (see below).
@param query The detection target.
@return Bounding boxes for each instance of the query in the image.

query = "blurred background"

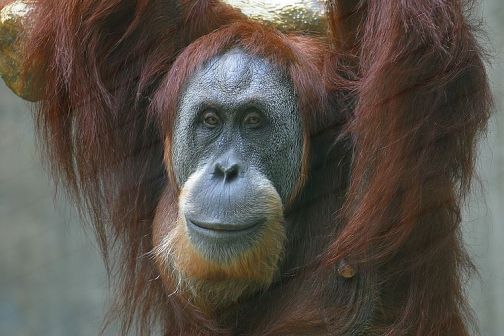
[1,1,503,335]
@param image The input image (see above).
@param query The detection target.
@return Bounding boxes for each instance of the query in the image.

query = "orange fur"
[26,0,492,334]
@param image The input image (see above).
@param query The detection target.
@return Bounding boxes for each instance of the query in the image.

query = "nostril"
[214,163,226,178]
[213,163,240,182]
[224,164,239,182]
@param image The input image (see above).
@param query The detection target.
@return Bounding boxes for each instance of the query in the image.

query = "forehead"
[183,48,291,100]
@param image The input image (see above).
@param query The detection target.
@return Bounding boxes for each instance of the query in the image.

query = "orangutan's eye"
[202,110,221,128]
[243,110,263,129]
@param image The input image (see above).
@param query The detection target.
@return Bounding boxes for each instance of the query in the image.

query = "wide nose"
[213,153,241,183]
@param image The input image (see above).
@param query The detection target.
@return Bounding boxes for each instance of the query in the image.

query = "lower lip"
[187,218,263,237]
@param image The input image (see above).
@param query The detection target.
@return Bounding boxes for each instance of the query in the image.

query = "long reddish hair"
[24,0,491,335]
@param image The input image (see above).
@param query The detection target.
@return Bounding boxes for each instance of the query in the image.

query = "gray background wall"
[463,0,504,334]
[0,1,503,335]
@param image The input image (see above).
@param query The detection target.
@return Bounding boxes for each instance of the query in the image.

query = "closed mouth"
[187,218,263,235]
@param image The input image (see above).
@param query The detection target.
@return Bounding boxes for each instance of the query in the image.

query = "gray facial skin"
[171,48,303,255]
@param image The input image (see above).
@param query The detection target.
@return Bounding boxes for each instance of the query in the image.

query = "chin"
[152,169,286,310]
